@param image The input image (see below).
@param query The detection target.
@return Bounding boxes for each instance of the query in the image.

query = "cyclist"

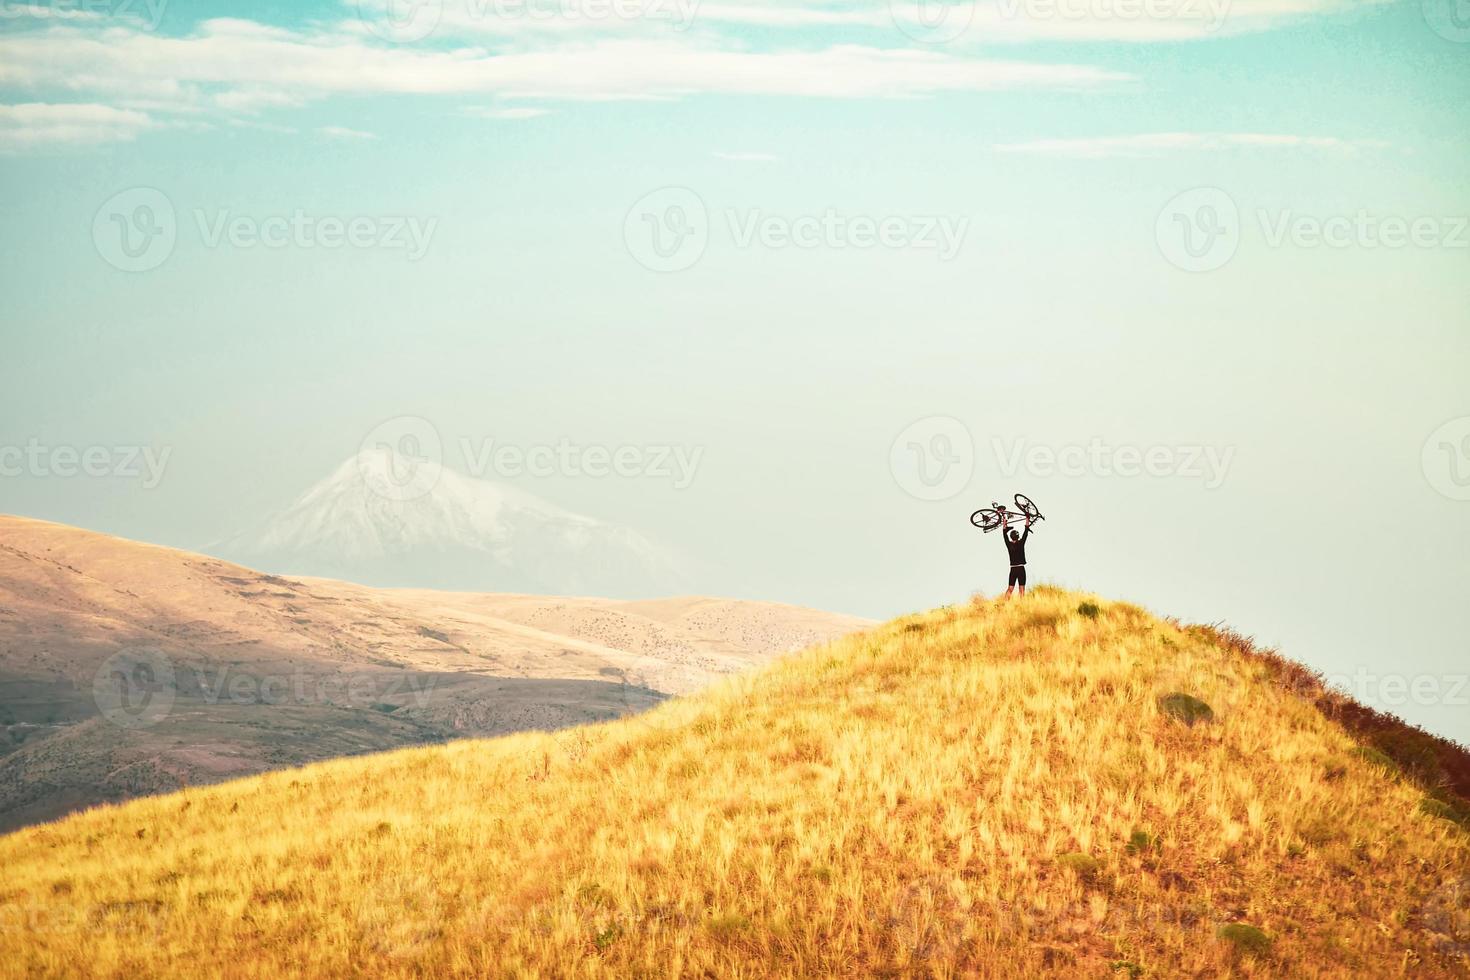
[999,512,1033,598]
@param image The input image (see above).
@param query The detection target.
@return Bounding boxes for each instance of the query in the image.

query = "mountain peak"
[210,453,685,597]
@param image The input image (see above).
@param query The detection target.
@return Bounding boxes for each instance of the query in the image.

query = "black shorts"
[1008,565,1027,587]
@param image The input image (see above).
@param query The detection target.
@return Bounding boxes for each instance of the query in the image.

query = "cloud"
[714,150,778,162]
[344,0,1386,43]
[0,19,1131,128]
[993,132,1391,157]
[0,102,153,150]
[0,0,1389,152]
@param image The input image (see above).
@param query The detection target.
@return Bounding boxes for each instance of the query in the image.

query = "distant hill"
[0,515,869,831]
[3,589,1467,976]
[208,447,689,596]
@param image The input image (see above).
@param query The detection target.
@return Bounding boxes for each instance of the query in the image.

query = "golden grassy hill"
[3,588,1468,978]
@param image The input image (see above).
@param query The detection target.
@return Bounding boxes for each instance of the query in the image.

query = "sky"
[1,0,1468,738]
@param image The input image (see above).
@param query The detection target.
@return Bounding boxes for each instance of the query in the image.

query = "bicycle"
[969,493,1045,533]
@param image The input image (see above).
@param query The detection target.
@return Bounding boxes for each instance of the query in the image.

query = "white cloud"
[993,132,1390,157]
[0,0,1390,152]
[0,102,152,150]
[0,20,1131,124]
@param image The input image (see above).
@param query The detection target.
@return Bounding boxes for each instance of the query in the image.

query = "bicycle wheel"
[1014,493,1044,521]
[970,509,1002,531]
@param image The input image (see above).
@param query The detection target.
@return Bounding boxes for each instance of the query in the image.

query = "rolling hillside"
[3,589,1468,977]
[0,515,869,830]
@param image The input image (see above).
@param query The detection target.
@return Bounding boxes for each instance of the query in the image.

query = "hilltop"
[2,589,1468,977]
[0,515,868,830]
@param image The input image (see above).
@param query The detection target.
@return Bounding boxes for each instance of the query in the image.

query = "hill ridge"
[2,588,1468,977]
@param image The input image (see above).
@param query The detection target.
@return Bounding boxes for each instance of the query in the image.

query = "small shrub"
[1350,745,1397,773]
[1158,693,1214,727]
[1126,828,1160,854]
[1077,601,1102,620]
[707,913,751,939]
[903,623,924,633]
[593,924,622,950]
[1217,923,1271,958]
[1110,962,1143,978]
[1057,852,1101,881]
[1418,797,1470,829]
[1370,730,1440,780]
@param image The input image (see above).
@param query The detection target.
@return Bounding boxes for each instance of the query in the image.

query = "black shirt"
[1005,527,1029,565]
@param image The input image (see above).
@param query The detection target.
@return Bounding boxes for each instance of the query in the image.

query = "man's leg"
[1016,565,1026,597]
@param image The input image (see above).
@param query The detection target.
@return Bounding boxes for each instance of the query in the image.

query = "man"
[1000,512,1033,598]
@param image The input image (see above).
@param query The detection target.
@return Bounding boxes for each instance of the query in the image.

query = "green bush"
[1056,852,1100,881]
[1418,797,1470,829]
[1126,828,1160,854]
[1217,923,1272,958]
[1077,601,1102,620]
[1157,693,1214,727]
[1350,745,1397,773]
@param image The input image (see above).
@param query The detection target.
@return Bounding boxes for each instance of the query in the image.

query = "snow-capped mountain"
[209,449,688,597]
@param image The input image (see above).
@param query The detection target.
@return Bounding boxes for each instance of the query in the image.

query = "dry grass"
[2,587,1468,978]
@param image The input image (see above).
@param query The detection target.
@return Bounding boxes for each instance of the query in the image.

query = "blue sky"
[1,0,1468,738]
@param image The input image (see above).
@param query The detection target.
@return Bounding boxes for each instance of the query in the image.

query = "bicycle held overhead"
[970,494,1045,599]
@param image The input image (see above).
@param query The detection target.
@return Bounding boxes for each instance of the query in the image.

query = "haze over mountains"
[208,448,688,597]
[0,515,869,831]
